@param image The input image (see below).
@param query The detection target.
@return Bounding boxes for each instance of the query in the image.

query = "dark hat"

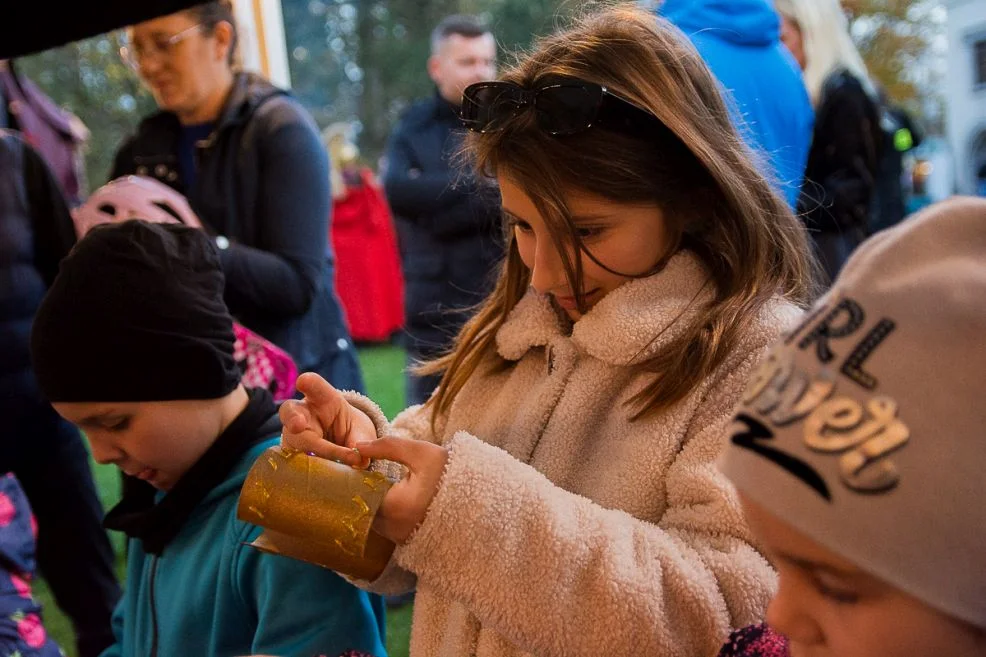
[31,220,240,402]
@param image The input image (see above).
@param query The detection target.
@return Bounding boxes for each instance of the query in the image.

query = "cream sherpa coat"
[348,252,800,657]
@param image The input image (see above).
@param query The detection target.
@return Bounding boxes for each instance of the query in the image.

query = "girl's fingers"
[279,399,312,435]
[356,437,450,544]
[355,437,433,471]
[295,373,352,437]
[295,372,377,451]
[279,400,361,465]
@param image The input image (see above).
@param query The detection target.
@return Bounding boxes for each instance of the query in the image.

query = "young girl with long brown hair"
[282,6,816,656]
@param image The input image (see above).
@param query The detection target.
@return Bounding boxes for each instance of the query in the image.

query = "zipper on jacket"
[149,556,160,657]
[192,137,213,179]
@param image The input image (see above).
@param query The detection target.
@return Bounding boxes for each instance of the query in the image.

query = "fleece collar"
[495,251,712,366]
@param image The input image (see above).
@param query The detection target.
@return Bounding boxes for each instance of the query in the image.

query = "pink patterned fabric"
[16,613,46,649]
[0,474,62,656]
[718,623,790,657]
[233,323,298,402]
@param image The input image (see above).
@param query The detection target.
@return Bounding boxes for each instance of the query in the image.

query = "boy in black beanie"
[30,220,386,657]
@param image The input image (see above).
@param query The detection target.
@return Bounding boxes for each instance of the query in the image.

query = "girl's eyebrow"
[570,213,613,223]
[503,207,611,224]
[501,208,528,223]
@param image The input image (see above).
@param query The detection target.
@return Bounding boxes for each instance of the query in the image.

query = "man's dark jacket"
[382,93,501,356]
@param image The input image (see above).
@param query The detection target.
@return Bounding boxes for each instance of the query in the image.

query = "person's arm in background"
[21,136,77,285]
[218,100,330,318]
[382,117,497,241]
[802,80,880,231]
[382,122,458,219]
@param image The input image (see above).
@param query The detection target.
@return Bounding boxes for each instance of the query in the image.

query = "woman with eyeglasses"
[279,6,818,657]
[110,1,363,396]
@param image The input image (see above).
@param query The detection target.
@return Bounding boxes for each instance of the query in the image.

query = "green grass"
[35,344,412,657]
[357,343,408,420]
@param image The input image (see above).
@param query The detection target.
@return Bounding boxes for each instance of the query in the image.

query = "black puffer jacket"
[0,131,76,400]
[382,93,502,355]
[112,73,362,391]
[799,69,882,234]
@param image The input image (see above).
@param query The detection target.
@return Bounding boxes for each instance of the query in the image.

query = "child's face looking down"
[741,496,986,657]
[499,177,672,321]
[53,399,228,491]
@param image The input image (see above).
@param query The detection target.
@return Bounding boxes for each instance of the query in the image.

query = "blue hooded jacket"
[659,0,814,208]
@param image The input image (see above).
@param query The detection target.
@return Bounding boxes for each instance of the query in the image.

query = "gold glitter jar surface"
[237,446,396,580]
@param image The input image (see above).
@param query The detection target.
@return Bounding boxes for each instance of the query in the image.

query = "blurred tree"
[14,33,156,192]
[282,0,575,161]
[842,0,942,113]
[8,0,581,191]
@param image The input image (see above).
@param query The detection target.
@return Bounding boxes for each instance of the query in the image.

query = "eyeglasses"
[119,23,204,71]
[459,77,661,137]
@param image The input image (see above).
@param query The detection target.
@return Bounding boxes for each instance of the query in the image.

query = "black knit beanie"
[31,220,240,402]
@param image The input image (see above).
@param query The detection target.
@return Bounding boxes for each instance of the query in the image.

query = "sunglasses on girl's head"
[459,78,662,136]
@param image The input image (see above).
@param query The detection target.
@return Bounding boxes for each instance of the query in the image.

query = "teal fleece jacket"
[99,437,387,657]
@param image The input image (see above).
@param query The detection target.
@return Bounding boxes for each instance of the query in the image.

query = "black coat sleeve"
[801,79,880,232]
[217,101,329,317]
[23,140,77,286]
[382,125,464,219]
[382,120,499,242]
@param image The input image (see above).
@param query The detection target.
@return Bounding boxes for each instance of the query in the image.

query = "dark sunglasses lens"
[461,84,527,132]
[535,85,602,135]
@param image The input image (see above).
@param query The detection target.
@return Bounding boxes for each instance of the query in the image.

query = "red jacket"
[331,168,404,342]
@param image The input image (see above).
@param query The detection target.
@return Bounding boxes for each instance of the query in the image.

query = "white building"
[945,0,986,195]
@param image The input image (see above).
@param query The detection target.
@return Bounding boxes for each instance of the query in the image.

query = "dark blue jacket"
[0,132,76,402]
[112,73,362,391]
[659,0,814,208]
[382,94,502,355]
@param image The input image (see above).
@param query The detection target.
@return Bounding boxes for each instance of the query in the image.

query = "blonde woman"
[776,0,882,283]
[282,6,818,657]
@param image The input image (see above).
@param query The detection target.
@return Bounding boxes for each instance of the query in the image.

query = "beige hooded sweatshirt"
[347,252,800,657]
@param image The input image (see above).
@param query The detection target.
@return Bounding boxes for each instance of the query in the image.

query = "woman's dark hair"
[188,0,238,66]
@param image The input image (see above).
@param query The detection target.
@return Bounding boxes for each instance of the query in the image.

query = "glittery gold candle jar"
[237,446,396,580]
